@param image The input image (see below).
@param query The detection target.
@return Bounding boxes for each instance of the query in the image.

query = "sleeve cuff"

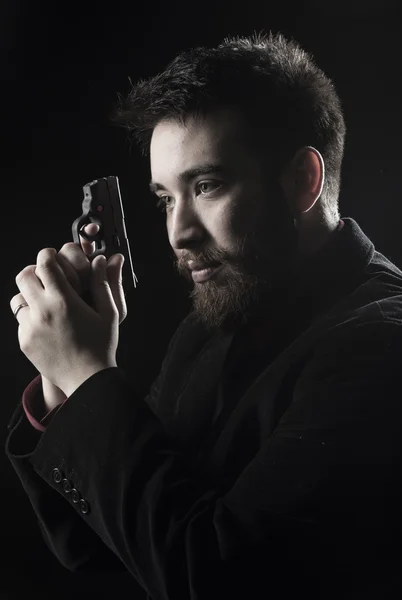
[22,375,66,432]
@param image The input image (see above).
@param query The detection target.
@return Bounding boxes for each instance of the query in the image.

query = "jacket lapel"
[208,302,361,480]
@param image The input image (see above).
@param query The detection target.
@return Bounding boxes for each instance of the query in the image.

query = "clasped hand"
[10,246,125,398]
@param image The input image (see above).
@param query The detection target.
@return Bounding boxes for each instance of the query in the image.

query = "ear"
[279,146,325,216]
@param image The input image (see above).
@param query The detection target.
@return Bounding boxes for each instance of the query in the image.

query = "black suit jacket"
[6,217,402,599]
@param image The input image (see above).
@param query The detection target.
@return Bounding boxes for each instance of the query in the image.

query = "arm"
[6,379,130,575]
[7,320,402,598]
[5,316,190,582]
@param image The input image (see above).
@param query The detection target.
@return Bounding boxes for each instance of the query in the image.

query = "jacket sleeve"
[5,315,191,585]
[6,319,402,599]
[5,399,130,575]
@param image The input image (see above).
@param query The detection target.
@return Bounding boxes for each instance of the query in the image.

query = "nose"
[168,199,205,250]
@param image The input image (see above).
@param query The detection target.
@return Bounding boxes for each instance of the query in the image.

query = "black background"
[1,1,401,597]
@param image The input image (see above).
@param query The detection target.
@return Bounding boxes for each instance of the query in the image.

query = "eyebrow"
[149,163,228,193]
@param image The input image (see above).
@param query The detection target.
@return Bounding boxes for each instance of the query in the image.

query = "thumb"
[90,254,118,320]
[107,254,127,324]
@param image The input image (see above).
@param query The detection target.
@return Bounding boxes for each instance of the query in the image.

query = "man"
[6,32,402,599]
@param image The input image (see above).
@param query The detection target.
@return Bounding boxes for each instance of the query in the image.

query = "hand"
[43,224,126,407]
[10,240,124,397]
[56,223,127,325]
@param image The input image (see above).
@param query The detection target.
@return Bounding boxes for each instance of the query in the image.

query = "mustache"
[173,231,253,272]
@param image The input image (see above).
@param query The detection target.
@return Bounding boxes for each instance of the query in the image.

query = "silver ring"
[13,302,29,320]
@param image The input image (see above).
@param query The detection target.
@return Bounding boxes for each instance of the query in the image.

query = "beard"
[173,196,299,335]
[188,260,261,334]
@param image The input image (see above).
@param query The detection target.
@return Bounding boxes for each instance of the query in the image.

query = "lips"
[191,264,223,283]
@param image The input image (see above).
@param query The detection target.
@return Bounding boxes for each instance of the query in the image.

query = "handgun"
[72,176,138,306]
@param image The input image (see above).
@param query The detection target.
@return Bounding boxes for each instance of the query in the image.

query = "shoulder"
[305,254,402,374]
[361,247,402,324]
[305,317,402,390]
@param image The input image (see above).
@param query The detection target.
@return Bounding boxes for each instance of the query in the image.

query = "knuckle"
[19,336,29,352]
[37,248,56,266]
[19,326,32,347]
[15,265,35,285]
[18,323,33,349]
[10,295,19,310]
[59,243,90,268]
[59,242,87,262]
[59,242,78,254]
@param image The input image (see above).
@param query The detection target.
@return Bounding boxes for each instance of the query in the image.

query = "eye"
[196,180,222,195]
[156,196,173,213]
[155,180,222,213]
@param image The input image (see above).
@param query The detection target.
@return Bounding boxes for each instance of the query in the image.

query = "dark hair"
[110,31,346,221]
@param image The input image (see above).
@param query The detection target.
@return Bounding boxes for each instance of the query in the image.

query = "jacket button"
[61,478,72,494]
[52,468,62,484]
[71,488,80,504]
[79,499,90,515]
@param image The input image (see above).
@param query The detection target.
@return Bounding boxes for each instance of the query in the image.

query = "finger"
[57,242,91,293]
[10,292,28,318]
[35,248,72,299]
[90,255,118,320]
[15,264,44,306]
[80,223,99,257]
[56,252,82,293]
[107,254,127,324]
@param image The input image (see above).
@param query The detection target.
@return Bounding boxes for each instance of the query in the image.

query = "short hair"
[110,31,346,222]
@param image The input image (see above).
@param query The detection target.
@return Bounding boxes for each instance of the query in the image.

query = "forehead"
[150,109,252,177]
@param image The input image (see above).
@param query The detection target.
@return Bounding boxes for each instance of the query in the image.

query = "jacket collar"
[241,217,376,352]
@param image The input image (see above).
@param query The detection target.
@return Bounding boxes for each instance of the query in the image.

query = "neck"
[298,218,340,258]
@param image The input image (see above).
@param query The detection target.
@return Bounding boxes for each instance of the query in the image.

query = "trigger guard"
[87,247,106,260]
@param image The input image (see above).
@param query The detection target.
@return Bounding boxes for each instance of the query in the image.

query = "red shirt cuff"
[22,375,66,432]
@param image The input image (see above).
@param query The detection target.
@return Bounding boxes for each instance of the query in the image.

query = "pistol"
[72,176,138,306]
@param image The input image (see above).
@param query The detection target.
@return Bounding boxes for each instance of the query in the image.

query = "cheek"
[230,197,262,241]
[201,198,235,239]
[216,211,258,262]
[204,194,258,257]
